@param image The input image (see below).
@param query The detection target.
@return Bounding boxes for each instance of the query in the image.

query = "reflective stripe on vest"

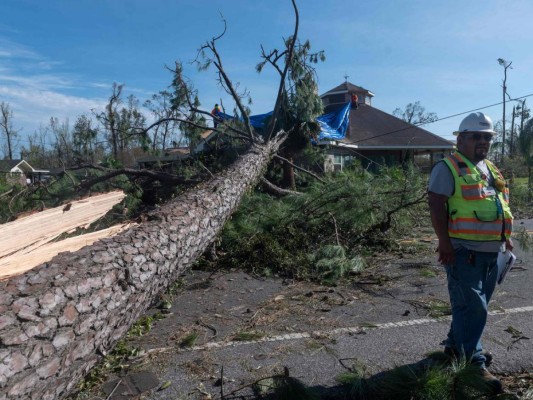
[443,152,513,241]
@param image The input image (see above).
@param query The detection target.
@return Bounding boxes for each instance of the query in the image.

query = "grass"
[334,354,508,400]
[420,268,438,278]
[427,300,452,318]
[406,299,451,318]
[179,331,199,348]
[126,313,165,338]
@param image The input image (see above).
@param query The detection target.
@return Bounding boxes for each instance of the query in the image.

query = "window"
[332,154,355,171]
[333,155,342,171]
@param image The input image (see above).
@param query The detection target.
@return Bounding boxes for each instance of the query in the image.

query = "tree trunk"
[0,138,283,400]
[282,156,296,190]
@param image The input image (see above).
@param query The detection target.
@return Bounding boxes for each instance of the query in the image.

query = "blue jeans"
[444,247,498,367]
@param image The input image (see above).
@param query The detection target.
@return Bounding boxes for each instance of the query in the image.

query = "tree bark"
[282,156,296,190]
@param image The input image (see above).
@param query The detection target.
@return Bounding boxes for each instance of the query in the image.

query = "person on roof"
[351,93,358,109]
[211,104,222,128]
[428,112,513,394]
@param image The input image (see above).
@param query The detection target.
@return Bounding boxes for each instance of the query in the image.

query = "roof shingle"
[325,104,453,149]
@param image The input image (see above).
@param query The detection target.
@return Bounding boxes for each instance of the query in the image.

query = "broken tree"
[0,1,326,399]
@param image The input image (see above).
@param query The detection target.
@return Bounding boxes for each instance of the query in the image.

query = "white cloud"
[0,86,107,134]
[0,38,40,60]
[0,38,110,138]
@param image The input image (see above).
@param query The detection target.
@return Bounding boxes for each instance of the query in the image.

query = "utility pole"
[498,58,512,165]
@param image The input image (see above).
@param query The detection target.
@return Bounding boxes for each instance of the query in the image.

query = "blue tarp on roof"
[316,102,351,141]
[249,111,273,129]
[213,102,350,139]
[213,110,273,129]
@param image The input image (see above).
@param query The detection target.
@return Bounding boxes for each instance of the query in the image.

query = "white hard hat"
[453,112,496,136]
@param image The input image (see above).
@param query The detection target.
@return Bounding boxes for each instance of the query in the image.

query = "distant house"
[0,159,50,185]
[319,81,454,171]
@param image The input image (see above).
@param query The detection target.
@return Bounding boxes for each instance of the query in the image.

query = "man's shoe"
[443,347,493,366]
[478,368,503,394]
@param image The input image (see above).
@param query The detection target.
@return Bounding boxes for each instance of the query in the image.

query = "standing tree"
[392,101,438,125]
[0,102,19,160]
[143,90,181,151]
[168,62,206,154]
[95,85,148,165]
[49,117,73,168]
[517,99,530,142]
[498,58,512,163]
[95,83,123,161]
[518,118,533,201]
[20,126,51,167]
[72,115,99,163]
[116,95,147,152]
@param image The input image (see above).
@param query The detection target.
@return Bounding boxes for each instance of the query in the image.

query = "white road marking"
[180,305,533,353]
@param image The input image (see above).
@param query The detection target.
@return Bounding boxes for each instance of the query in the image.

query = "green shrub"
[206,166,428,283]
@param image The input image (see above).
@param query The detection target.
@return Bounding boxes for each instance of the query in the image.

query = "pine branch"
[260,177,302,197]
[373,192,427,233]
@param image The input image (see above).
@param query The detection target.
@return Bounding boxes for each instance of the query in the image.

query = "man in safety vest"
[428,112,512,393]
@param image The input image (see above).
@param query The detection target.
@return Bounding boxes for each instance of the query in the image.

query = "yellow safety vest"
[443,152,513,241]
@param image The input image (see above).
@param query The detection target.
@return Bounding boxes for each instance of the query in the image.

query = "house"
[0,159,50,185]
[318,81,454,171]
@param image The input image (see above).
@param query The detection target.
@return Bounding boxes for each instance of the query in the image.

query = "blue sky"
[1,0,533,152]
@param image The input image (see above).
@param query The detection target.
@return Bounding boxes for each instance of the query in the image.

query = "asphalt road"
[97,221,533,400]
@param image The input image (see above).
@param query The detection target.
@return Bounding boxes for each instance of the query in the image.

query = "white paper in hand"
[497,250,516,285]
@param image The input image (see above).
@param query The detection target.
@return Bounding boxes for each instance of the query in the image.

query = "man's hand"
[506,238,514,251]
[438,239,455,265]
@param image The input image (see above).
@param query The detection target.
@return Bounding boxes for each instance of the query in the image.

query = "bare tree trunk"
[282,157,296,190]
[0,102,15,160]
